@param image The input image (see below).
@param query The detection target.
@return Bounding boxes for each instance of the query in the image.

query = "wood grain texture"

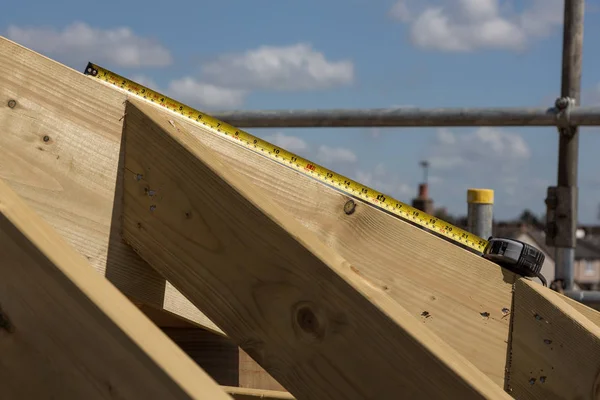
[562,295,600,327]
[507,278,600,399]
[0,177,231,400]
[223,386,295,400]
[0,36,515,387]
[125,100,516,385]
[239,350,286,392]
[120,99,511,400]
[162,328,240,387]
[0,36,221,335]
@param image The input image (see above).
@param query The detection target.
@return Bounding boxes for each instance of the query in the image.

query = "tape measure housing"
[84,62,489,253]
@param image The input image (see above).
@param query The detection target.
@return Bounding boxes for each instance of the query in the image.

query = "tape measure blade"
[83,62,488,253]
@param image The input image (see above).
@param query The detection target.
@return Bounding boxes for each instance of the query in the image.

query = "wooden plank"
[122,100,516,385]
[162,328,240,387]
[120,99,511,400]
[507,278,600,399]
[0,35,515,386]
[223,386,295,400]
[561,295,600,327]
[239,350,286,392]
[0,177,232,399]
[0,35,222,335]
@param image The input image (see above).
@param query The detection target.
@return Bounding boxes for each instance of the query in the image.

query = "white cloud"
[389,0,563,52]
[199,43,354,91]
[426,127,531,198]
[264,132,309,153]
[130,74,159,89]
[428,127,530,169]
[317,145,358,165]
[6,22,172,67]
[389,0,413,22]
[167,77,247,109]
[355,166,413,199]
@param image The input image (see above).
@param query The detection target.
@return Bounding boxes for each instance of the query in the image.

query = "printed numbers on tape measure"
[86,64,489,253]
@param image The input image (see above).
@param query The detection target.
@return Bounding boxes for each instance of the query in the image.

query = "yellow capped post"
[467,189,494,240]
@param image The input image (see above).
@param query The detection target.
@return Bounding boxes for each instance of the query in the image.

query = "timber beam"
[0,177,232,399]
[0,35,517,387]
[223,386,295,400]
[507,278,600,399]
[119,99,511,400]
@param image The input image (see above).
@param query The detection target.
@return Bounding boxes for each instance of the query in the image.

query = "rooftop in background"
[493,222,600,261]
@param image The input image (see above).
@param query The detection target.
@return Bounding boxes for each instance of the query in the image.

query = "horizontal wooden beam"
[0,177,232,399]
[223,386,295,400]
[120,99,511,400]
[507,278,600,399]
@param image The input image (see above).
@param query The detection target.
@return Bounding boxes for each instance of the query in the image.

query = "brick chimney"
[412,161,434,214]
[412,182,434,214]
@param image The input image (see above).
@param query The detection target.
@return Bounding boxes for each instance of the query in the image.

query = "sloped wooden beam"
[507,278,600,399]
[1,35,516,387]
[120,99,516,386]
[120,99,511,400]
[562,295,600,327]
[0,36,221,335]
[0,178,232,399]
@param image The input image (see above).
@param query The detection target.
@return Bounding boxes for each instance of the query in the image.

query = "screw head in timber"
[7,99,16,108]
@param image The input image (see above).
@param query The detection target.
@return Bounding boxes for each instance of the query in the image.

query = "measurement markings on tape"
[84,62,489,253]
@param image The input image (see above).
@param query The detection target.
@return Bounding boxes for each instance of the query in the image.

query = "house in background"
[492,222,600,290]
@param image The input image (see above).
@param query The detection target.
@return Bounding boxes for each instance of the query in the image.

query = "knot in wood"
[0,308,13,333]
[343,199,356,215]
[293,302,326,342]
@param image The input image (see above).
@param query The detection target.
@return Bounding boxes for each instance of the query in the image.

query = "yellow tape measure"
[84,62,488,253]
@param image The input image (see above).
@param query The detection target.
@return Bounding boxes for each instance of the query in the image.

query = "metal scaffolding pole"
[547,0,585,291]
[211,106,600,128]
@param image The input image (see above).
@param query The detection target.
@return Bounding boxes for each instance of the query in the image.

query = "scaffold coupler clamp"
[555,96,576,135]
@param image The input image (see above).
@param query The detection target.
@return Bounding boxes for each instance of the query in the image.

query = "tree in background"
[518,209,545,230]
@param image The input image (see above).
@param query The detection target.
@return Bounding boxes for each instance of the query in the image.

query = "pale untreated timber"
[0,36,222,335]
[507,278,600,399]
[0,178,231,400]
[127,101,516,385]
[562,295,600,327]
[120,100,511,400]
[223,386,295,400]
[0,36,515,387]
[239,349,287,392]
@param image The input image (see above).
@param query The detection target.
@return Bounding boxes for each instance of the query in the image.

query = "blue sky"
[3,0,600,223]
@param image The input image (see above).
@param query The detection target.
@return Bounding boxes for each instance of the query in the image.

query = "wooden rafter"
[119,99,511,399]
[0,35,515,387]
[0,177,232,399]
[507,278,600,399]
[0,35,221,335]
